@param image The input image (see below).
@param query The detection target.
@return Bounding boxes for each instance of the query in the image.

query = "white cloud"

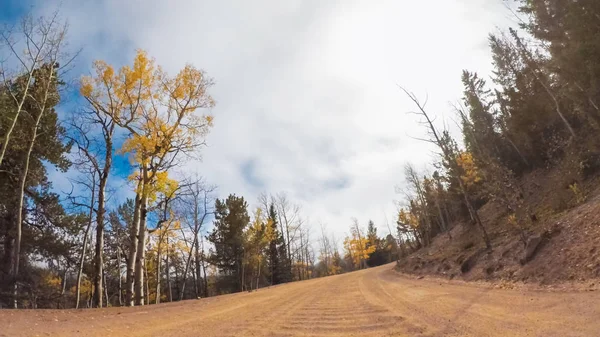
[32,0,514,244]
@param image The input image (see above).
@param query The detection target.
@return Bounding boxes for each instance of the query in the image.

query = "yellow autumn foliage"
[70,278,93,295]
[43,273,63,289]
[245,208,275,267]
[80,50,156,121]
[456,151,482,187]
[343,226,376,269]
[128,170,178,204]
[328,264,342,275]
[397,208,419,229]
[81,50,214,205]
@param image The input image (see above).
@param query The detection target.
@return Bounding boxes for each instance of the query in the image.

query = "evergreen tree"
[366,220,377,245]
[277,238,292,283]
[266,204,280,285]
[519,0,600,127]
[366,221,387,267]
[207,195,250,293]
[266,203,290,285]
[460,71,502,160]
[331,250,344,274]
[489,33,560,166]
[0,64,74,306]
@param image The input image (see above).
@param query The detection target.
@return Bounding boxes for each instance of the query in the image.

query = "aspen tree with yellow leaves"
[80,50,214,306]
[456,151,482,188]
[343,219,376,270]
[396,207,421,251]
[243,208,275,290]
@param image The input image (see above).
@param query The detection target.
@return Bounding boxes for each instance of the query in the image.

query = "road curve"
[1,263,599,336]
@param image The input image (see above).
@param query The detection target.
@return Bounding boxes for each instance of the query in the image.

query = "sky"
[2,0,519,244]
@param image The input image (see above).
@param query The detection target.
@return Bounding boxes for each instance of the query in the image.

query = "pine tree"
[277,238,292,283]
[489,33,559,166]
[207,195,250,293]
[365,221,387,267]
[0,63,73,306]
[519,0,600,127]
[266,203,289,285]
[331,250,344,275]
[460,71,502,161]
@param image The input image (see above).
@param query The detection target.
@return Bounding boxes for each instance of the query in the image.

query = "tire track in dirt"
[4,263,600,337]
[272,272,405,337]
[366,266,600,336]
[217,278,328,337]
[358,267,469,336]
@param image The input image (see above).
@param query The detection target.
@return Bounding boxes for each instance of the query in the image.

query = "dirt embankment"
[396,167,600,289]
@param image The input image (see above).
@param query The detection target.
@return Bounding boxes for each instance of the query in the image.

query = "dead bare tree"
[69,169,97,309]
[319,223,333,276]
[67,91,116,309]
[401,87,491,249]
[404,163,434,246]
[177,178,216,300]
[430,171,451,240]
[274,193,302,274]
[303,226,314,279]
[165,234,173,302]
[383,212,401,261]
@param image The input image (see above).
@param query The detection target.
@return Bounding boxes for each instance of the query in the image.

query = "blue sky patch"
[240,158,264,189]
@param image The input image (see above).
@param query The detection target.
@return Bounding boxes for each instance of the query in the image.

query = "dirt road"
[1,264,599,337]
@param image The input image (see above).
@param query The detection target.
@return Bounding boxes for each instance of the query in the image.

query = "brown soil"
[2,263,600,336]
[397,167,600,288]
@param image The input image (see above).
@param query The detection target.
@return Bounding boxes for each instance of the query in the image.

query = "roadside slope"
[398,166,600,287]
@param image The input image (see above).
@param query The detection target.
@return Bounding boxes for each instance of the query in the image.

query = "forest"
[0,12,396,309]
[2,0,600,309]
[394,0,600,279]
[398,0,600,249]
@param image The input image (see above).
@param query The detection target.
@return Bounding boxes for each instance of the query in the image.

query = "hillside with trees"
[394,0,600,285]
